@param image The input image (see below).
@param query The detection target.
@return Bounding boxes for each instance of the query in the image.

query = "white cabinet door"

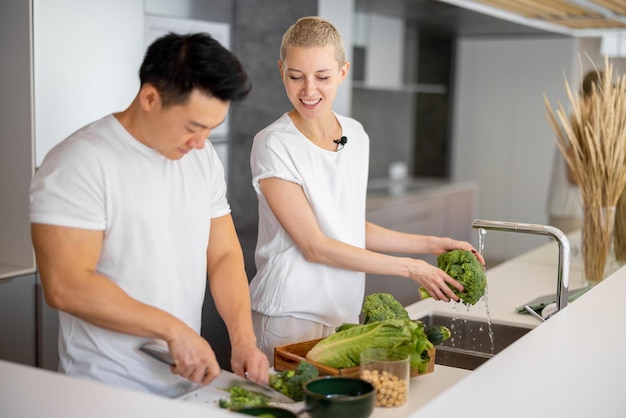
[33,0,145,166]
[0,0,35,279]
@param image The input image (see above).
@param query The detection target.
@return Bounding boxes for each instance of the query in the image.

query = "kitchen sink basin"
[416,313,534,371]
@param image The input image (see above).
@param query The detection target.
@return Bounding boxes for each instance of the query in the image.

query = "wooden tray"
[274,338,435,378]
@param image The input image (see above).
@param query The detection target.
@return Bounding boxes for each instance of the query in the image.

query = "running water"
[478,227,486,257]
[477,228,495,354]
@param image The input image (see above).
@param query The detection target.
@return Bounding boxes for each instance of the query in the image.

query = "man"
[30,32,268,397]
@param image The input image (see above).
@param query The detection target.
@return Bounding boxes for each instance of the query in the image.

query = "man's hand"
[230,343,270,386]
[167,330,221,385]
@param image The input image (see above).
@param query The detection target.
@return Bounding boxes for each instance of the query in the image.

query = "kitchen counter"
[1,230,623,417]
[366,178,476,208]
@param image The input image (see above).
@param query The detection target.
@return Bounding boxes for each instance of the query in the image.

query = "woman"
[249,16,484,362]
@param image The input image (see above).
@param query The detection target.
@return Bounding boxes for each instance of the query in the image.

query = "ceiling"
[355,0,626,37]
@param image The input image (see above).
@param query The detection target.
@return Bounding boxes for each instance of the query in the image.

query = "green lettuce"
[305,319,433,372]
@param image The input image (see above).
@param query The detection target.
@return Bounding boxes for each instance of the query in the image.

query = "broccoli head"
[435,249,486,305]
[269,361,319,402]
[362,292,410,324]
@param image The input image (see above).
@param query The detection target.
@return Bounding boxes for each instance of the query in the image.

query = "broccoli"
[269,361,319,402]
[218,386,269,410]
[361,292,410,324]
[431,249,486,305]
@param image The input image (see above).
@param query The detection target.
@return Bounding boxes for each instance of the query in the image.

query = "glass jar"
[359,348,409,408]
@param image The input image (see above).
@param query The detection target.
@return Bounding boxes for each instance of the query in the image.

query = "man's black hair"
[139,32,251,106]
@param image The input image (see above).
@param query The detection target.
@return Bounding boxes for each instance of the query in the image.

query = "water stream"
[448,227,495,354]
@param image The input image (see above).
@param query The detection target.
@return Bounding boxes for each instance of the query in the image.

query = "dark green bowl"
[303,376,375,418]
[234,406,298,418]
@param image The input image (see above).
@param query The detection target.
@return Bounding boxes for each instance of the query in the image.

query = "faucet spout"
[471,219,570,318]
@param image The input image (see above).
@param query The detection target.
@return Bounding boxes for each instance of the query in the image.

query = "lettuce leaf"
[306,319,429,370]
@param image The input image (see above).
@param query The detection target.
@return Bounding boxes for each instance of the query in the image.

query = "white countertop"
[0,361,222,418]
[410,266,626,417]
[2,230,624,417]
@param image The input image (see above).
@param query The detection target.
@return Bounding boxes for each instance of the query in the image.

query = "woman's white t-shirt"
[249,113,370,327]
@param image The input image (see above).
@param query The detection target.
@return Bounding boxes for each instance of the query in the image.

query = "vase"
[582,205,617,285]
[614,186,626,264]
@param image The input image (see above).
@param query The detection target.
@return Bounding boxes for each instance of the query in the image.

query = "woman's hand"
[405,258,462,302]
[429,236,485,266]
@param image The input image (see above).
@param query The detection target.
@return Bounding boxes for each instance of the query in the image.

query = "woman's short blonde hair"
[279,16,346,65]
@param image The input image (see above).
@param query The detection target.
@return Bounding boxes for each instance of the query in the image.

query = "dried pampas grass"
[544,57,626,283]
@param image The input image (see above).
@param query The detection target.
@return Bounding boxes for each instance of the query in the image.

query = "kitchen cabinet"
[364,181,477,306]
[0,0,36,281]
[351,11,454,180]
[36,277,59,371]
[0,0,42,367]
[0,274,36,366]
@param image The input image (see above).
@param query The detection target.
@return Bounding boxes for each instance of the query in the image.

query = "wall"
[451,36,626,264]
[451,37,577,262]
[352,87,415,178]
[453,38,624,261]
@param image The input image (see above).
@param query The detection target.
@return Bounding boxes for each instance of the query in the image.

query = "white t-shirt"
[30,114,230,397]
[249,113,370,327]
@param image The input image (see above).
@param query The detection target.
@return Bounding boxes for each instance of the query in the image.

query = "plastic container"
[359,348,410,408]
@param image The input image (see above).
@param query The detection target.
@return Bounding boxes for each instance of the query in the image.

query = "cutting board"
[177,383,305,415]
[177,383,228,407]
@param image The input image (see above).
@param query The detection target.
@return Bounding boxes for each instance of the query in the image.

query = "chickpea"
[361,369,408,407]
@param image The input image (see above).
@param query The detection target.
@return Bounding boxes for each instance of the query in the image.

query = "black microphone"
[333,136,348,148]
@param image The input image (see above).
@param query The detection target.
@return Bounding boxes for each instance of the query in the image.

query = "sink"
[416,313,534,370]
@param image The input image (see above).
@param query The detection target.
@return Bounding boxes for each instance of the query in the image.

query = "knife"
[139,342,294,403]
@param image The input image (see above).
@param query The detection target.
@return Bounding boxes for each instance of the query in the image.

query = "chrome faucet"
[472,220,570,321]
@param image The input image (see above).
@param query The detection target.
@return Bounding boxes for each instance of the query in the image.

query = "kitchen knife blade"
[139,342,294,403]
[140,342,175,366]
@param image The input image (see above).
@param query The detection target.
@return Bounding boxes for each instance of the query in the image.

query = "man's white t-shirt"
[249,112,370,327]
[30,114,230,397]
